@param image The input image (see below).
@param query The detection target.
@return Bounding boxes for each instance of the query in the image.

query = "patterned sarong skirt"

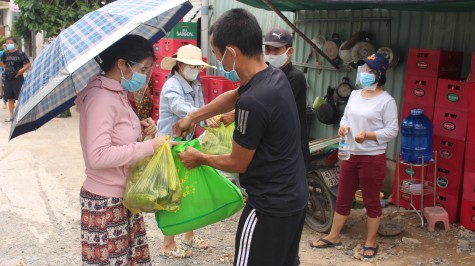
[80,187,152,265]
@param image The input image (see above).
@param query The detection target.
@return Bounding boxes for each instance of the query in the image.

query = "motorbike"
[305,137,340,233]
[215,133,340,234]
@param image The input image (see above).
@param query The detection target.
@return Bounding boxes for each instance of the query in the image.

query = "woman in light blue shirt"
[156,44,217,258]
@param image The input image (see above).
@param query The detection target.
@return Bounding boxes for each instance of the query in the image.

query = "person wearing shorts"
[1,37,31,122]
[173,9,308,266]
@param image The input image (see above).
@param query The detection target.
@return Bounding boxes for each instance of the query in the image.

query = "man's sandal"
[182,235,209,250]
[159,244,192,258]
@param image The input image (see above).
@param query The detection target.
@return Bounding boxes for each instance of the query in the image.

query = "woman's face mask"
[217,48,240,82]
[356,64,378,91]
[264,48,290,68]
[183,65,201,81]
[120,63,147,92]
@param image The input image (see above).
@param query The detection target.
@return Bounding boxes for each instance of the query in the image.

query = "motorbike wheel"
[305,172,336,233]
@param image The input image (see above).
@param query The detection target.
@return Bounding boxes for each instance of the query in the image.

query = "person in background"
[128,80,153,121]
[173,8,308,266]
[0,49,6,109]
[1,37,31,122]
[263,27,310,170]
[75,35,166,264]
[310,53,398,259]
[156,44,218,258]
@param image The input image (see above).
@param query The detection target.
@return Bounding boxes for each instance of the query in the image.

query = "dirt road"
[1,110,474,265]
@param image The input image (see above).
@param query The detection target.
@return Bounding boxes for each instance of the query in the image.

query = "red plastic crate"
[200,57,207,77]
[463,171,475,201]
[433,108,468,141]
[433,135,466,171]
[435,79,473,111]
[434,166,463,196]
[406,48,463,79]
[403,75,438,107]
[436,191,461,223]
[152,72,168,90]
[470,52,475,82]
[225,80,240,91]
[465,142,475,172]
[467,114,475,142]
[200,76,222,104]
[401,102,435,122]
[460,198,475,231]
[155,38,198,58]
[208,78,225,102]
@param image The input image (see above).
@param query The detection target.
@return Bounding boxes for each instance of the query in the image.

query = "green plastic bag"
[124,139,182,215]
[155,138,244,236]
[201,123,235,155]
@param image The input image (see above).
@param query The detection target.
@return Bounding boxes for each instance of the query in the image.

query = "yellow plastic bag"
[201,123,235,155]
[124,139,182,214]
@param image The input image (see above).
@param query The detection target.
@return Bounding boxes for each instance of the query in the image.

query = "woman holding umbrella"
[75,35,166,264]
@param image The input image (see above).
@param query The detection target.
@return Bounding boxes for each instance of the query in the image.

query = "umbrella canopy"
[10,0,192,140]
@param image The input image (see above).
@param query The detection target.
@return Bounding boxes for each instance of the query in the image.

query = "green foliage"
[14,0,115,39]
[11,15,30,46]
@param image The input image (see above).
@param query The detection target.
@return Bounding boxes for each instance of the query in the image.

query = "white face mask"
[183,66,200,81]
[265,48,290,68]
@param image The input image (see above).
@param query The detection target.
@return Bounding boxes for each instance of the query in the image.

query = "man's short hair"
[210,8,262,57]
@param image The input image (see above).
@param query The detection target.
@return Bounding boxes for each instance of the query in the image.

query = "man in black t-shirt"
[1,37,31,122]
[264,27,311,170]
[173,8,307,266]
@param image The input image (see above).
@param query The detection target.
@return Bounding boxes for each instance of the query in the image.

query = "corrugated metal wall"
[207,0,295,65]
[210,1,475,160]
[292,9,475,160]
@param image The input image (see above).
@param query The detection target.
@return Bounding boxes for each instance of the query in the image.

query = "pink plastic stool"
[423,206,450,231]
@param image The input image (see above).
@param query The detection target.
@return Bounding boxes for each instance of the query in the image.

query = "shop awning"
[237,0,475,12]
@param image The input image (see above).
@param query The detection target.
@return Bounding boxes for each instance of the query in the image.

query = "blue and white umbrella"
[10,0,192,139]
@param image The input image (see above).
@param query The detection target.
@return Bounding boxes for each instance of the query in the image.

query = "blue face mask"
[217,48,240,82]
[6,44,15,51]
[359,72,376,89]
[120,64,147,92]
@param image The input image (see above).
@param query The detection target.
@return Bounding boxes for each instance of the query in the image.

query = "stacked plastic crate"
[151,22,198,122]
[200,76,240,104]
[460,51,475,231]
[392,49,464,222]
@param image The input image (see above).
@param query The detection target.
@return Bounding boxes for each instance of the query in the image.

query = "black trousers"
[234,204,306,266]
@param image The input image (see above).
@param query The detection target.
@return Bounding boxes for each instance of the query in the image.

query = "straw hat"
[160,44,216,70]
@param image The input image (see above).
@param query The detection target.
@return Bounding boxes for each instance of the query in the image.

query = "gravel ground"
[1,110,475,266]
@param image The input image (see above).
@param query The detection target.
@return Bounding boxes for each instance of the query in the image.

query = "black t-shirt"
[3,50,30,80]
[233,66,308,216]
[281,62,311,165]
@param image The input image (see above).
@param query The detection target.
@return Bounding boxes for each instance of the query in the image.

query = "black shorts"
[234,204,306,266]
[4,76,24,100]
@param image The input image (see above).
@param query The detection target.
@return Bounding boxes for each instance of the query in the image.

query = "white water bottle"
[338,125,350,160]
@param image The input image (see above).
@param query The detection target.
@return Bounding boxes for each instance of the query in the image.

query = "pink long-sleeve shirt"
[75,75,155,198]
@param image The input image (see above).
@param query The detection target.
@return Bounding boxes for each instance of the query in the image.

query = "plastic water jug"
[401,109,433,164]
